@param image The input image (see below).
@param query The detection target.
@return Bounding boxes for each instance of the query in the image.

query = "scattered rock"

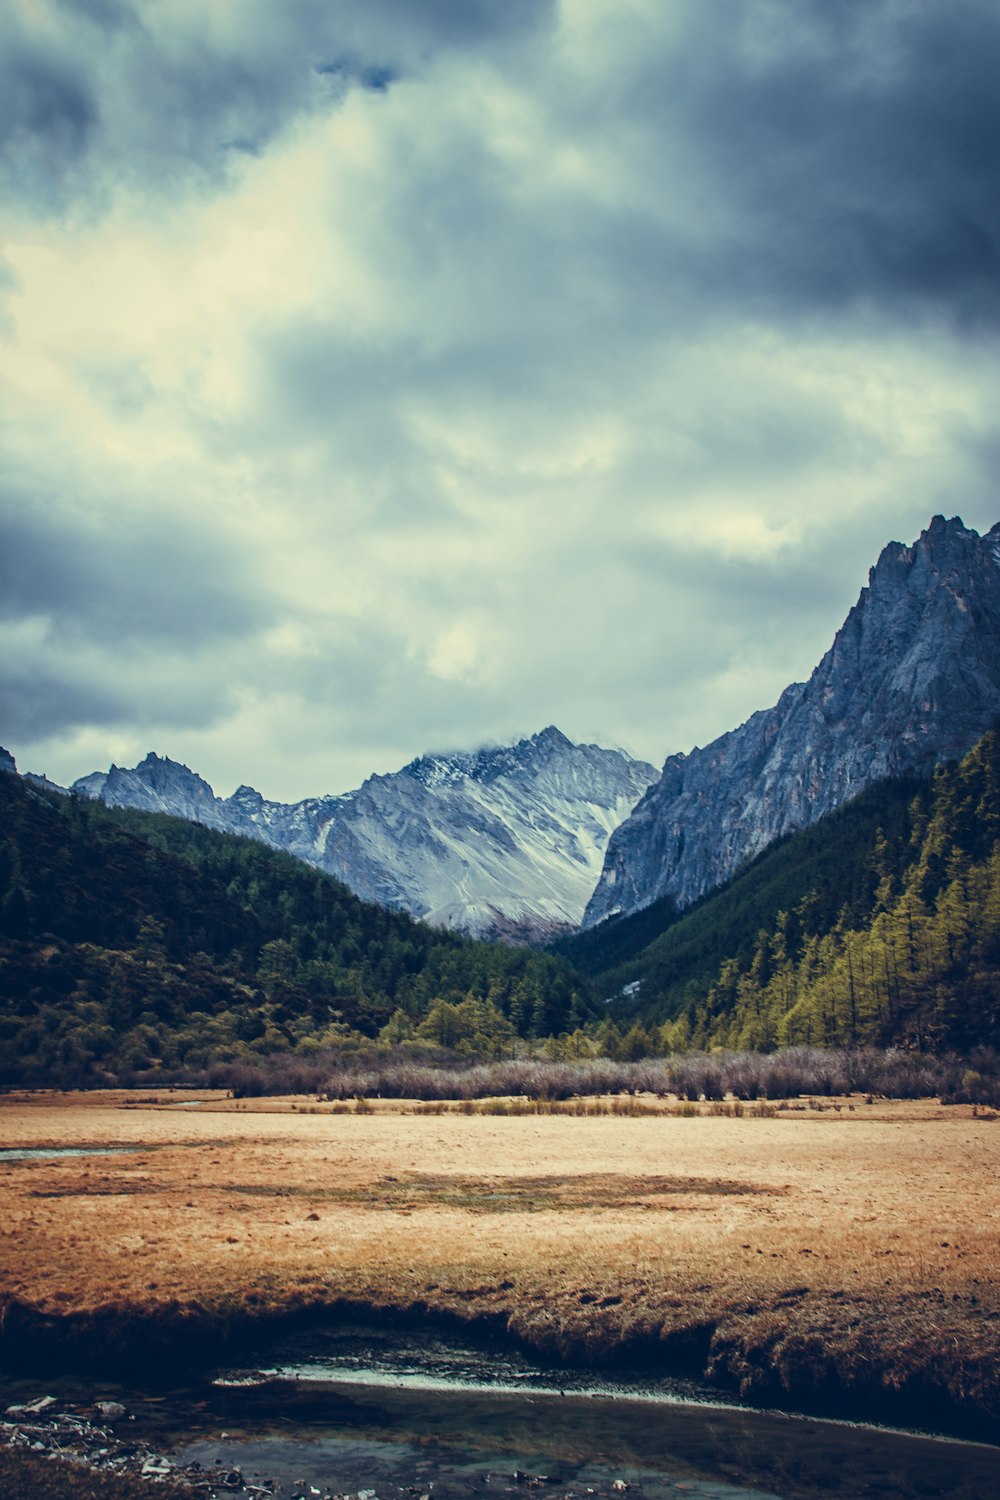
[96,1400,127,1419]
[142,1456,175,1476]
[5,1395,58,1416]
[1,1402,245,1497]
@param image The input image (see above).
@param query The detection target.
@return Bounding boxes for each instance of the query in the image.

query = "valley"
[56,729,658,944]
[4,515,1000,1497]
[2,1089,998,1445]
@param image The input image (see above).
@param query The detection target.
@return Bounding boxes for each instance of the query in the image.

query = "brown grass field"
[1,1089,998,1435]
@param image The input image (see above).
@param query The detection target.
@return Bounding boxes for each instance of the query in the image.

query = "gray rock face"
[71,729,656,942]
[85,753,231,828]
[583,515,1000,927]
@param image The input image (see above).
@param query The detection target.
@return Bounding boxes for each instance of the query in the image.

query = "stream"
[4,1316,998,1500]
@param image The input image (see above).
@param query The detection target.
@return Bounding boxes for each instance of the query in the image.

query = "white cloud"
[2,0,999,799]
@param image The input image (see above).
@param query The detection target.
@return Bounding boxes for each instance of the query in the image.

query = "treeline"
[559,771,925,1007]
[688,730,1000,1051]
[587,728,1000,1054]
[4,721,1000,1091]
[0,774,589,1087]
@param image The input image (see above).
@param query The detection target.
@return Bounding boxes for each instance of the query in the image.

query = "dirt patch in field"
[1,1091,998,1438]
[219,1170,785,1213]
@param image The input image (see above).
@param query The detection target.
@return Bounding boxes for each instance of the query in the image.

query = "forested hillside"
[571,728,1000,1053]
[4,724,999,1092]
[557,772,925,997]
[694,728,1000,1052]
[0,773,590,1086]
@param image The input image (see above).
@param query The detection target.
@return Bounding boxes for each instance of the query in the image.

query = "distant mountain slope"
[0,762,591,1087]
[585,515,1000,927]
[69,728,656,942]
[562,726,1000,1053]
[561,770,926,1015]
[680,728,1000,1053]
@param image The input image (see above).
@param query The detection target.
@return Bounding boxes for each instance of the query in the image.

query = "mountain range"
[57,729,657,943]
[6,515,1000,949]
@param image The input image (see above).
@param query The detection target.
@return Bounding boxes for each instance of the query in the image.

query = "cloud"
[2,0,999,799]
[0,482,284,748]
[0,497,270,644]
[0,0,557,215]
[639,0,1000,326]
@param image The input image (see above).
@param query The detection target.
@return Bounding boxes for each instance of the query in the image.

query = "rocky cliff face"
[70,729,656,942]
[584,515,1000,927]
[76,755,231,828]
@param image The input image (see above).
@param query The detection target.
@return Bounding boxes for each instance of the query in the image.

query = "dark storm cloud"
[0,647,251,743]
[236,0,1000,477]
[9,0,995,324]
[621,0,1000,326]
[0,660,127,741]
[3,0,999,796]
[0,497,274,646]
[53,0,134,28]
[0,26,98,208]
[315,0,555,57]
[314,0,552,71]
[0,492,280,744]
[0,0,555,213]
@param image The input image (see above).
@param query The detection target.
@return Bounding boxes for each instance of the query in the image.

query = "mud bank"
[3,1097,998,1452]
[2,1291,998,1446]
[5,1346,1000,1500]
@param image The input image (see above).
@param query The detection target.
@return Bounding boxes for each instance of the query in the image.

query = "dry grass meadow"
[1,1089,999,1431]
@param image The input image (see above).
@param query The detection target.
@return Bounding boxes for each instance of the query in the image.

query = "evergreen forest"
[0,773,589,1086]
[565,727,1000,1055]
[3,725,1000,1090]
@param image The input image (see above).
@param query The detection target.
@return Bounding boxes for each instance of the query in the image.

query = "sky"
[2,0,1000,802]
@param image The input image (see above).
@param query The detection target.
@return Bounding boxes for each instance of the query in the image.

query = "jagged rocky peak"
[584,514,1000,928]
[23,772,68,794]
[61,729,657,942]
[309,728,658,939]
[1,748,69,793]
[71,751,230,828]
[405,726,614,792]
[404,749,478,789]
[227,783,266,812]
[71,770,109,799]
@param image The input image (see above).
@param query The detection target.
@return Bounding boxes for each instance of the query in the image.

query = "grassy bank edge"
[2,1288,998,1449]
[0,1448,191,1500]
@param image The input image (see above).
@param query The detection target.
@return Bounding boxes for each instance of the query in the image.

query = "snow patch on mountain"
[67,728,656,942]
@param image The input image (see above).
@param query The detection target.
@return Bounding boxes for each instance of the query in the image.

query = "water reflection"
[0,1145,148,1162]
[197,1321,1000,1500]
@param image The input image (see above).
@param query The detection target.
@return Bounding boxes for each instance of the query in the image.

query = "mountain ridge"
[21,729,657,943]
[584,514,1000,927]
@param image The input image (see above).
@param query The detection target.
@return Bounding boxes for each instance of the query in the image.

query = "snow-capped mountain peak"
[66,730,657,942]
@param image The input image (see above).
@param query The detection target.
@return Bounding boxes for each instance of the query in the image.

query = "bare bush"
[169,1041,1000,1106]
[318,1056,671,1101]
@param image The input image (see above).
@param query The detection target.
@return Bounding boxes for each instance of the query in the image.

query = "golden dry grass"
[1,1090,999,1430]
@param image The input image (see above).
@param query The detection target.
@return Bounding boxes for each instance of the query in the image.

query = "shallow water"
[180,1319,1000,1500]
[223,1317,721,1405]
[167,1375,1000,1500]
[2,1316,998,1498]
[0,1144,149,1162]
